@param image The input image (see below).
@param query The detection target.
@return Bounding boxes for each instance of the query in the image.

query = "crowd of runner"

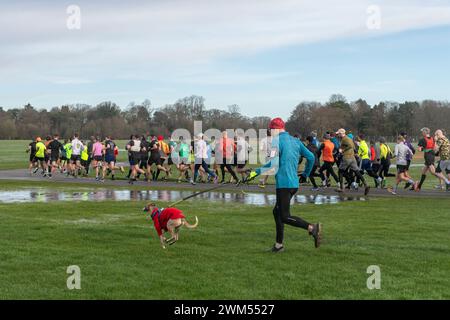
[26,126,450,193]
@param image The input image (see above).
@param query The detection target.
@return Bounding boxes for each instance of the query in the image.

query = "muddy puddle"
[0,189,366,206]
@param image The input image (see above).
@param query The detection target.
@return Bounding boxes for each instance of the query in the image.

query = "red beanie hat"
[157,135,164,141]
[269,117,285,130]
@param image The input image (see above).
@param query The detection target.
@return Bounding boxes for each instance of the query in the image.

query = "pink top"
[92,142,103,157]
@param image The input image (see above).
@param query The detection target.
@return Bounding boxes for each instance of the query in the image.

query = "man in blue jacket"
[247,118,322,253]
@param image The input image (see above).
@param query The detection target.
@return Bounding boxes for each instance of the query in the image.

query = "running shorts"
[424,152,435,167]
[71,155,81,163]
[396,165,408,174]
[339,157,359,171]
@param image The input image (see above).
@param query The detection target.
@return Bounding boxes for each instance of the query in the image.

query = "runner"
[102,135,124,181]
[434,129,450,191]
[63,138,72,175]
[127,134,146,184]
[47,134,64,177]
[91,136,104,181]
[176,137,191,183]
[335,129,370,195]
[378,137,395,187]
[138,135,151,182]
[70,133,84,178]
[305,135,323,191]
[318,133,339,187]
[389,136,418,195]
[191,133,218,186]
[80,140,90,176]
[246,117,321,252]
[417,127,441,190]
[235,132,250,183]
[400,132,416,190]
[357,134,382,187]
[217,131,239,184]
[148,136,169,181]
[34,137,48,176]
[258,129,273,188]
[26,138,38,175]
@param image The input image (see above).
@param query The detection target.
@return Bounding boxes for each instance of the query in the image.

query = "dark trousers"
[273,188,310,244]
[194,159,216,181]
[220,158,238,181]
[319,161,339,183]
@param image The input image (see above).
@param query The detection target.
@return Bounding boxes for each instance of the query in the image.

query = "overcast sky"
[1,0,450,118]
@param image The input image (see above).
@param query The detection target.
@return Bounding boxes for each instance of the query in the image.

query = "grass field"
[0,188,449,299]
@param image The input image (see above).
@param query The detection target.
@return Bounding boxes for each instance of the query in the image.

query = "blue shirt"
[331,137,340,150]
[255,132,314,189]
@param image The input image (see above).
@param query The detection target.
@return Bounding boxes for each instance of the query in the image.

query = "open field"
[0,190,449,299]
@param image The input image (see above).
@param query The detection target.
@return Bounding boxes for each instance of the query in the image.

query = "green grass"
[0,195,449,299]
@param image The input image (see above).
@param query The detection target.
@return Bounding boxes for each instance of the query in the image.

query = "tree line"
[0,94,449,141]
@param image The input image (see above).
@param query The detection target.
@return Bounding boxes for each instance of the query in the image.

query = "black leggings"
[319,161,339,183]
[220,158,238,181]
[273,188,310,244]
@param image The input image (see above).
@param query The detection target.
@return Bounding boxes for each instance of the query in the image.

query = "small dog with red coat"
[143,203,199,249]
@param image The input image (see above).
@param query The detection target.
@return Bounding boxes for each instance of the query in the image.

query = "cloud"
[0,0,450,110]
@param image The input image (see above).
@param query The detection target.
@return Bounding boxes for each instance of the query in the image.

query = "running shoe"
[309,223,322,248]
[269,244,285,253]
[311,187,319,192]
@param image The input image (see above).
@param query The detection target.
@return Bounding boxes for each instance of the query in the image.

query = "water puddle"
[0,189,366,206]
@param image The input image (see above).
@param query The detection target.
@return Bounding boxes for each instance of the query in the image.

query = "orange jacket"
[321,140,335,162]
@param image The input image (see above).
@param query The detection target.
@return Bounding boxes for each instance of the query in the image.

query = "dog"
[143,203,198,249]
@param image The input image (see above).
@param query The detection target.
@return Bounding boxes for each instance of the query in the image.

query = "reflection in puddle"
[0,189,365,206]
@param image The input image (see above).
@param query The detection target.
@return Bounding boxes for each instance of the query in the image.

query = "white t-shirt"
[194,140,208,159]
[71,138,84,156]
[237,138,249,163]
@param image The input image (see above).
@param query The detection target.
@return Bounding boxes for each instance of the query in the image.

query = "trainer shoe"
[311,187,319,192]
[269,244,285,253]
[309,223,322,248]
[190,179,196,185]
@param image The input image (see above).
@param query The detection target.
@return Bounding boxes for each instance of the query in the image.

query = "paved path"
[0,169,448,198]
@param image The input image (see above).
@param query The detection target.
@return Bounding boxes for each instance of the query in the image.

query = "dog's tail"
[183,216,199,229]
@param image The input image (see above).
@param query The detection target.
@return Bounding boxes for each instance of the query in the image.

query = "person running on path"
[357,134,383,188]
[91,137,104,181]
[378,137,395,187]
[70,133,85,178]
[47,134,64,177]
[318,133,339,187]
[191,133,218,185]
[417,127,441,190]
[26,138,38,175]
[217,131,240,184]
[434,129,450,191]
[34,137,48,176]
[389,136,419,195]
[246,118,321,252]
[305,135,323,191]
[336,129,370,195]
[102,136,124,181]
[258,129,273,188]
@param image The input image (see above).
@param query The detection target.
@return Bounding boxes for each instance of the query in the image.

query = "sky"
[1,0,450,119]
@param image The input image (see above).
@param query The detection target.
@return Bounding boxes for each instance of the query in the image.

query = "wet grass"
[0,198,449,299]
